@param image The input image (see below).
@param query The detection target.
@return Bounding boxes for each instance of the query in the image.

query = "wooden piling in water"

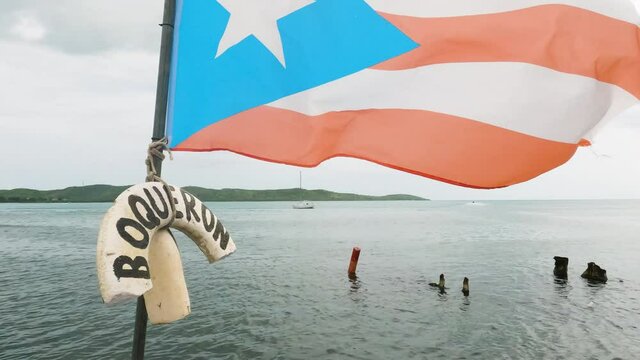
[581,262,608,283]
[553,256,569,279]
[429,274,446,292]
[348,247,361,276]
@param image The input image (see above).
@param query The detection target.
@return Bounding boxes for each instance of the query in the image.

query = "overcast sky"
[1,1,639,200]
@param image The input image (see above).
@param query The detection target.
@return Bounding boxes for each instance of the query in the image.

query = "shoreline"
[0,184,427,203]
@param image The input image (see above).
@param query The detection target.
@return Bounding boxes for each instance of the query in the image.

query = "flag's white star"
[215,0,315,67]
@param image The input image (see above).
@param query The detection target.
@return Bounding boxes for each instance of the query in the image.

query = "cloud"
[0,40,159,189]
[0,0,161,53]
[0,0,638,54]
[10,13,47,41]
[0,0,639,200]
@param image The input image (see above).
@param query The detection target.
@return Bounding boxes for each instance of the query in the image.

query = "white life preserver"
[96,182,236,323]
[143,229,190,324]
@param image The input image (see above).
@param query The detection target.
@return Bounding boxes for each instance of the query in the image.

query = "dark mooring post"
[462,277,469,296]
[132,0,176,359]
[581,262,608,283]
[553,256,569,279]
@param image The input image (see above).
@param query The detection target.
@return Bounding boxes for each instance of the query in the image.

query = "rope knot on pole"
[145,137,173,182]
[145,137,176,228]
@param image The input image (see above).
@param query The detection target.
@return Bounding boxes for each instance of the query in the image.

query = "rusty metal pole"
[348,247,361,276]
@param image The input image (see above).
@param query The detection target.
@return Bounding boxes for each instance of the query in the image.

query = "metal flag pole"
[132,0,176,359]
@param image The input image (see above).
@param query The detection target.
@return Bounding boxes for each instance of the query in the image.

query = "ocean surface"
[1,200,639,359]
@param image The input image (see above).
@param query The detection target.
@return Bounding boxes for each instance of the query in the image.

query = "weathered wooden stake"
[462,277,469,296]
[553,256,569,279]
[581,262,608,283]
[429,274,445,292]
[348,247,361,276]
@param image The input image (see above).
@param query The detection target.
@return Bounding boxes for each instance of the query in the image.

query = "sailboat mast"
[133,1,176,359]
[299,171,302,189]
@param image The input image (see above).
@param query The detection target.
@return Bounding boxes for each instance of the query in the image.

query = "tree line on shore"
[0,184,426,203]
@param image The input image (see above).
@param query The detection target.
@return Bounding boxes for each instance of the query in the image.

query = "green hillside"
[0,185,426,203]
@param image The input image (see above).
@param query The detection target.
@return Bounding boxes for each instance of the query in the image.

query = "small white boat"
[293,200,314,209]
[465,201,486,206]
[293,171,314,209]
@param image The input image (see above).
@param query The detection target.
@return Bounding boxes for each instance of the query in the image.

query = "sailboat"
[293,171,314,209]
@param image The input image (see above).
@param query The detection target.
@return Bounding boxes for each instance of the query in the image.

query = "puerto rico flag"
[167,0,640,189]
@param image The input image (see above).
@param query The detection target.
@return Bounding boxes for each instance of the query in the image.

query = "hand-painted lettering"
[116,217,150,249]
[144,186,170,220]
[128,194,160,229]
[98,183,236,305]
[220,230,230,250]
[169,186,184,219]
[113,255,150,280]
[201,204,216,232]
[212,218,230,250]
[181,190,201,223]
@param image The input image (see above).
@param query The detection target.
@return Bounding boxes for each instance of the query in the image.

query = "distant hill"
[0,185,426,203]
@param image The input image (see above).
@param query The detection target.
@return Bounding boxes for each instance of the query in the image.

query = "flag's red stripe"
[374,5,640,99]
[173,106,578,189]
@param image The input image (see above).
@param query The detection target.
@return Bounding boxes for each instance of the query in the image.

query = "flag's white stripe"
[365,0,640,24]
[269,62,638,144]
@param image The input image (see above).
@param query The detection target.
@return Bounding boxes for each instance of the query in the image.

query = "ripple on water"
[1,201,640,359]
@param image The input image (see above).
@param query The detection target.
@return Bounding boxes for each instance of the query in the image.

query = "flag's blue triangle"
[168,0,417,146]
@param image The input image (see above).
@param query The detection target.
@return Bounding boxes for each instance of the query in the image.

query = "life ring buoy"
[144,229,190,324]
[96,182,236,307]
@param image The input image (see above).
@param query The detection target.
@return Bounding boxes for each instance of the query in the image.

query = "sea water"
[1,200,639,359]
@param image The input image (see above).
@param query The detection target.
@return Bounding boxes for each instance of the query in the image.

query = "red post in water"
[348,247,361,275]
